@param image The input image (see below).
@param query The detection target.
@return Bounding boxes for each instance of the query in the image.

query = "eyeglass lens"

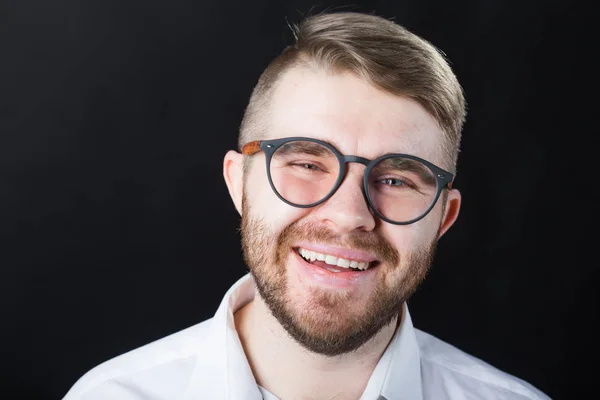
[268,140,438,223]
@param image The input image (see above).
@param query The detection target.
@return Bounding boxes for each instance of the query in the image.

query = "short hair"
[239,11,466,173]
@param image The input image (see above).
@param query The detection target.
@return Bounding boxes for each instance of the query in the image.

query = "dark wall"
[1,0,595,398]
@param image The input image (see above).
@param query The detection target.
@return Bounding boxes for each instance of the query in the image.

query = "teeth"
[298,248,370,270]
[325,255,337,265]
[336,258,350,268]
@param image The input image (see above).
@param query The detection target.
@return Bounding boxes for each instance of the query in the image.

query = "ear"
[223,150,245,216]
[438,188,461,238]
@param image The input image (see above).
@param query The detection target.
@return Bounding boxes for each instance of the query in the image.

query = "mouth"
[294,247,380,273]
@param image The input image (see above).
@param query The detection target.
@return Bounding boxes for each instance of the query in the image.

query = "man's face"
[233,66,458,356]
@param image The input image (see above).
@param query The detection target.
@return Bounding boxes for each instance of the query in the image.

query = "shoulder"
[63,318,213,400]
[415,329,551,400]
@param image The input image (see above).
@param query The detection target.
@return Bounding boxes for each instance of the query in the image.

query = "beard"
[240,192,438,357]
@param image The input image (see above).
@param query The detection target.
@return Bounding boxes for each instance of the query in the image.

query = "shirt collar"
[379,303,423,400]
[184,273,423,400]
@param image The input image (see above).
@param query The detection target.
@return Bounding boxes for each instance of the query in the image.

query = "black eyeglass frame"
[241,137,454,225]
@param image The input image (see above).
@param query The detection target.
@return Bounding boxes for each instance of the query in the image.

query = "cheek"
[421,201,446,237]
[245,166,309,228]
[380,226,414,253]
[382,217,439,253]
[245,165,275,211]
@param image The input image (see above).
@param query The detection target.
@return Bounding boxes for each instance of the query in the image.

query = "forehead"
[266,66,446,166]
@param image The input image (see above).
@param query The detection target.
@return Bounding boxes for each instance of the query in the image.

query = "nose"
[313,163,377,232]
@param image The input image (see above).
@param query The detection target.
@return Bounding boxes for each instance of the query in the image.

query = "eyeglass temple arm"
[241,141,262,155]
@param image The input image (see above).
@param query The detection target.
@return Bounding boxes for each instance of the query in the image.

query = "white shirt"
[64,274,551,400]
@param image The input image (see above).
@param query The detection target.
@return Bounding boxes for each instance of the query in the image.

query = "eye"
[290,162,325,172]
[380,178,405,186]
[381,178,404,186]
[375,177,417,190]
[299,163,318,170]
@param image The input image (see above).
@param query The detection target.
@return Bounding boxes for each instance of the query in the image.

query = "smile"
[296,247,376,271]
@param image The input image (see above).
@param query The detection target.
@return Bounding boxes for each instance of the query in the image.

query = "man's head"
[239,12,465,174]
[224,12,466,356]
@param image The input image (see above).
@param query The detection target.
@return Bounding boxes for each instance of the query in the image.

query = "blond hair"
[239,11,466,173]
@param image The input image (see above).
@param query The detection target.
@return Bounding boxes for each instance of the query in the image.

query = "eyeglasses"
[241,137,454,225]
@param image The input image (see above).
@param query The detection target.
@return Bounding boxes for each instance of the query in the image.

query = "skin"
[223,65,461,400]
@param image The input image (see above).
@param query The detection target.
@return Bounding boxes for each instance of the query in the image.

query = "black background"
[1,0,597,399]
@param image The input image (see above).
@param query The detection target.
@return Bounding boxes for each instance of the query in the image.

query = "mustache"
[276,220,400,266]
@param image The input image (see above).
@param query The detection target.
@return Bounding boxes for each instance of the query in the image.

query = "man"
[64,11,550,400]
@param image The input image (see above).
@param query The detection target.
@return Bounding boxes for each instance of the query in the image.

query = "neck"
[234,285,400,400]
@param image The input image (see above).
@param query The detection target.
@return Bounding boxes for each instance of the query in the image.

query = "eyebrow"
[277,141,336,157]
[376,157,437,184]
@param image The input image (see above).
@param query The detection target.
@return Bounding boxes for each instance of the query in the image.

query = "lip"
[291,248,378,289]
[293,241,378,263]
